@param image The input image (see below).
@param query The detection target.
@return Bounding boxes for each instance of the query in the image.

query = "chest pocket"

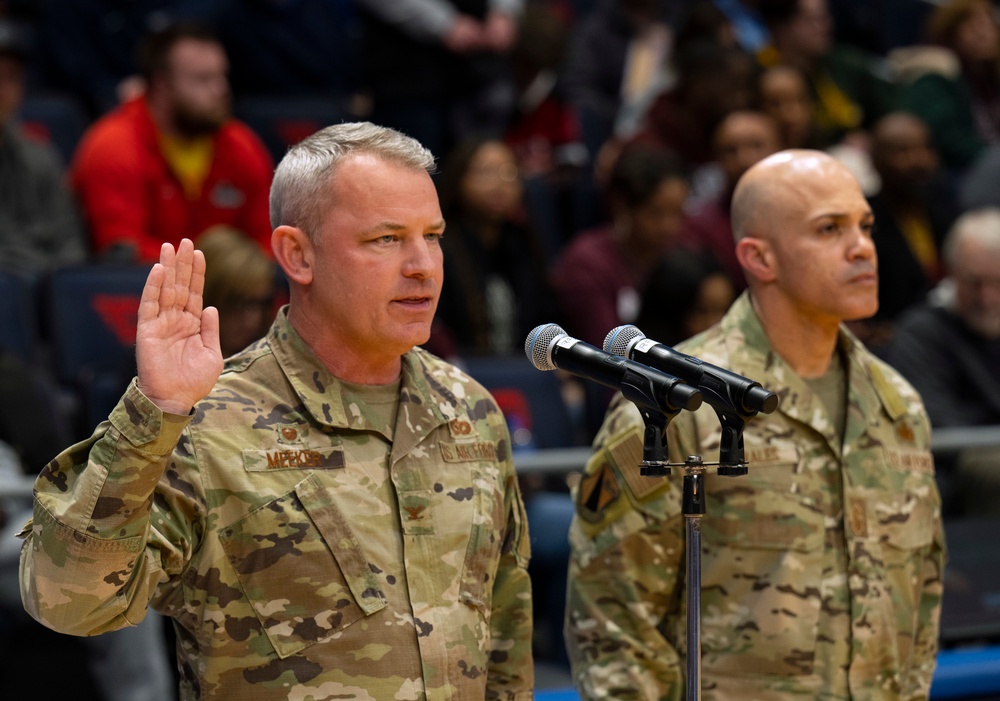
[852,446,941,673]
[699,445,826,678]
[459,463,508,619]
[414,444,505,622]
[218,473,387,659]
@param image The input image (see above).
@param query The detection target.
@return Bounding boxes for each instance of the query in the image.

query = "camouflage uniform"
[20,308,533,700]
[565,292,945,700]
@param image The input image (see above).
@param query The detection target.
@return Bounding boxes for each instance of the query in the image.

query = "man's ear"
[271,226,314,285]
[735,236,777,284]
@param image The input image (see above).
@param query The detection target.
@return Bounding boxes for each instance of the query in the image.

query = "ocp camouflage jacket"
[20,309,534,700]
[565,292,945,701]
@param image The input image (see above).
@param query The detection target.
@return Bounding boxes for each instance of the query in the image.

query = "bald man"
[564,150,945,700]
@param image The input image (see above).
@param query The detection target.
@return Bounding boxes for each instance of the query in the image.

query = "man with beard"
[565,149,945,700]
[71,23,273,263]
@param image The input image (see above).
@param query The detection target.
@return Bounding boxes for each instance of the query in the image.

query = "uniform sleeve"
[905,395,947,701]
[907,516,946,701]
[18,379,196,636]
[564,398,688,700]
[487,424,534,699]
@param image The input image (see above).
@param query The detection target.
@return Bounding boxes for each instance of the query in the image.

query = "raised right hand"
[135,239,224,415]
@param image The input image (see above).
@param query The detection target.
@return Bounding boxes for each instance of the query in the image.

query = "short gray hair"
[943,207,1000,272]
[269,122,436,236]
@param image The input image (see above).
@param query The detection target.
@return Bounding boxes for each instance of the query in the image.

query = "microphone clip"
[639,408,672,476]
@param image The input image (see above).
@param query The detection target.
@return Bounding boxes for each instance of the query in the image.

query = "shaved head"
[729,147,877,330]
[731,149,856,241]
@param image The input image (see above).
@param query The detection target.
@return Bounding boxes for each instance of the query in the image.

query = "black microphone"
[603,325,779,416]
[525,324,703,415]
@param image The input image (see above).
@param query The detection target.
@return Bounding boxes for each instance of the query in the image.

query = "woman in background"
[635,248,737,346]
[430,136,553,357]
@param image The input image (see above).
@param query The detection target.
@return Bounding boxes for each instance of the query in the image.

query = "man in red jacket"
[72,23,273,262]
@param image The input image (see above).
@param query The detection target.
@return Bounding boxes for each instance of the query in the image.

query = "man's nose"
[403,237,439,279]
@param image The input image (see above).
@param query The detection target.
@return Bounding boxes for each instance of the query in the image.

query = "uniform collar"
[719,292,901,455]
[267,307,451,448]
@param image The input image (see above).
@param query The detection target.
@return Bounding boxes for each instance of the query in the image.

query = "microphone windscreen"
[603,324,644,357]
[524,323,566,371]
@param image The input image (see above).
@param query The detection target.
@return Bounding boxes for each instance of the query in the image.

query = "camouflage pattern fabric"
[565,292,945,700]
[19,308,533,700]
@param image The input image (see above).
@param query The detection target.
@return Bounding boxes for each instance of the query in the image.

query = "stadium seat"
[45,264,149,430]
[460,355,577,450]
[17,92,89,165]
[0,268,39,364]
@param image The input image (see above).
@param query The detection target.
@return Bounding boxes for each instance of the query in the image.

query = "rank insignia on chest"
[277,423,307,445]
[448,418,477,438]
[577,461,621,523]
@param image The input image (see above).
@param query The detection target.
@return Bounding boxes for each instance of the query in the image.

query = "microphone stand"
[636,406,758,701]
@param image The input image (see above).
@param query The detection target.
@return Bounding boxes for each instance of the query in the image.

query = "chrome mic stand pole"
[682,455,706,701]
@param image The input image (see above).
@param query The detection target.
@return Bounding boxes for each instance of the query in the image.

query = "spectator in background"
[356,0,521,158]
[630,40,759,195]
[634,248,736,346]
[614,0,740,137]
[681,109,782,290]
[562,0,673,159]
[758,59,882,194]
[759,63,818,148]
[504,4,592,258]
[886,209,1000,515]
[861,112,956,346]
[196,226,277,358]
[0,21,86,277]
[757,0,897,148]
[887,208,1000,429]
[71,22,273,263]
[430,136,553,357]
[896,0,1000,172]
[551,145,688,348]
[505,4,586,180]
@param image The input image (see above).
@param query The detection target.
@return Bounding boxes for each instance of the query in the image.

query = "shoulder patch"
[607,429,670,502]
[577,460,622,523]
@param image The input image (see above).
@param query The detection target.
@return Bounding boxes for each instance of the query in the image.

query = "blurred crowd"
[2,0,1000,691]
[0,0,998,502]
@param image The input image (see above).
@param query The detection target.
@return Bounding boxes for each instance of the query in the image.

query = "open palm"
[135,239,224,415]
